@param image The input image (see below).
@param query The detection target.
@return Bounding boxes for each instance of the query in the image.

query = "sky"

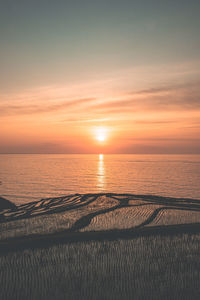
[0,0,200,154]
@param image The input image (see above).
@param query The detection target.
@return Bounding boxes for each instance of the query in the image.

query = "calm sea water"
[0,154,200,204]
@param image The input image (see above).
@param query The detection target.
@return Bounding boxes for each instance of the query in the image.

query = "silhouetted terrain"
[0,196,16,211]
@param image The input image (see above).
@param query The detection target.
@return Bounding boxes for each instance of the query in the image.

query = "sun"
[94,127,108,142]
[97,134,106,142]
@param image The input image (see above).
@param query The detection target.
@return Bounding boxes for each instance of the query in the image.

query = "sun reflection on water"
[97,154,105,190]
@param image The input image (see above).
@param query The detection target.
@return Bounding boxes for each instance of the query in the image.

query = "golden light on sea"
[99,154,103,160]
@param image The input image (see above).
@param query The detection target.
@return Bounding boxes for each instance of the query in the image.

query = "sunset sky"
[0,0,200,154]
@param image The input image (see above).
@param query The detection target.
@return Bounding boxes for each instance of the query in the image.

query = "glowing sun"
[95,127,108,142]
[97,134,106,142]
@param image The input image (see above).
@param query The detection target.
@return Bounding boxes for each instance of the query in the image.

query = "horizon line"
[0,153,200,155]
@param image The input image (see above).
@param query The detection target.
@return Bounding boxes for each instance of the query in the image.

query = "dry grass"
[0,233,199,300]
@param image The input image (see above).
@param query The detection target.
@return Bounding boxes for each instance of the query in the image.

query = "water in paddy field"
[0,154,200,205]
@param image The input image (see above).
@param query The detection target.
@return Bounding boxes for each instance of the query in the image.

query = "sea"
[0,154,200,205]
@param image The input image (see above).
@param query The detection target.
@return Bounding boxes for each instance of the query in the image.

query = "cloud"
[0,97,95,116]
[91,81,200,114]
[60,117,111,124]
[1,80,200,121]
[134,120,177,125]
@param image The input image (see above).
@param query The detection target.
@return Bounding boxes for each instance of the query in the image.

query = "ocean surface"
[0,154,200,205]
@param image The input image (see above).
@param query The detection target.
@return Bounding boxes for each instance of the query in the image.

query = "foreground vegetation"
[0,233,199,300]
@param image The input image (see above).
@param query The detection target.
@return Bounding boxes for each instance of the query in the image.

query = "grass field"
[0,233,199,300]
